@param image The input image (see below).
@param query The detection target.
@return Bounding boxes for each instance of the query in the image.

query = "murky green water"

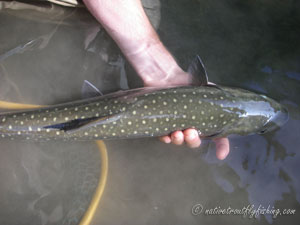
[0,0,299,225]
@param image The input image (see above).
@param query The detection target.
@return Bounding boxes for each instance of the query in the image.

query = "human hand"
[146,73,230,160]
[83,0,230,159]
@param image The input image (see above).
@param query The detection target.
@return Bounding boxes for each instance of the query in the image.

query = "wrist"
[125,40,191,87]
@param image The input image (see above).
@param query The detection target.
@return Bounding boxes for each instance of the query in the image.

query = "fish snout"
[272,106,289,127]
[258,105,289,134]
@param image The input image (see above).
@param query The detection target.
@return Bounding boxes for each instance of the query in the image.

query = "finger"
[183,128,201,148]
[159,135,171,144]
[171,130,184,145]
[213,137,230,160]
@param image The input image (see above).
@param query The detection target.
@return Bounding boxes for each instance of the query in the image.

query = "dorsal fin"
[81,80,103,99]
[187,55,209,86]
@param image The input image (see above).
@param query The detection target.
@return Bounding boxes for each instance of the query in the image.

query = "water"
[0,0,299,224]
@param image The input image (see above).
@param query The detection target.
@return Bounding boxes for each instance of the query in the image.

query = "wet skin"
[0,86,288,156]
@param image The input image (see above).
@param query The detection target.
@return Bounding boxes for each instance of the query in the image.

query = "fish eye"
[258,129,267,134]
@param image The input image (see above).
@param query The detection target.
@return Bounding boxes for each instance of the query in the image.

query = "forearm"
[83,0,189,86]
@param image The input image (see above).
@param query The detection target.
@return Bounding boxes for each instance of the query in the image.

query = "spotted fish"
[0,56,288,141]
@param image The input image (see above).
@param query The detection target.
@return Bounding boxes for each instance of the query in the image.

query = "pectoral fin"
[81,80,103,99]
[202,129,224,139]
[44,114,118,132]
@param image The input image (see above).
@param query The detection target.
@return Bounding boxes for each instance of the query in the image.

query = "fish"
[0,56,288,141]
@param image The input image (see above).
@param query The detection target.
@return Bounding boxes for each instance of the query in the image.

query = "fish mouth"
[271,106,289,127]
[258,105,289,134]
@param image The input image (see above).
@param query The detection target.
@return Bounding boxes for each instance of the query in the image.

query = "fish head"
[228,91,289,136]
[256,95,289,134]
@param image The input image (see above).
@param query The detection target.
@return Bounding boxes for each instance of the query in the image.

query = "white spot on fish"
[56,131,60,135]
[8,125,12,130]
[13,115,17,118]
[183,115,186,118]
[95,113,99,117]
[95,134,99,138]
[31,115,35,119]
[85,107,89,111]
[202,122,206,126]
[20,121,24,125]
[103,125,107,128]
[144,105,148,109]
[163,102,167,105]
[152,100,156,104]
[132,111,136,115]
[74,107,78,111]
[64,108,68,111]
[65,117,69,121]
[17,131,21,135]
[142,120,146,124]
[165,118,169,122]
[153,118,157,122]
[220,96,224,100]
[37,128,41,132]
[84,132,89,136]
[210,102,214,106]
[184,105,187,109]
[173,99,177,103]
[53,117,57,122]
[104,106,108,110]
[220,114,224,118]
[46,129,50,133]
[173,124,176,127]
[121,129,125,133]
[43,117,47,121]
[192,116,196,120]
[159,111,163,114]
[133,131,137,134]
[204,95,207,98]
[128,121,132,125]
[1,117,6,122]
[156,128,159,131]
[201,111,204,115]
[112,133,116,136]
[189,99,193,103]
[223,121,227,124]
[28,126,32,131]
[210,116,214,120]
[182,94,186,98]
